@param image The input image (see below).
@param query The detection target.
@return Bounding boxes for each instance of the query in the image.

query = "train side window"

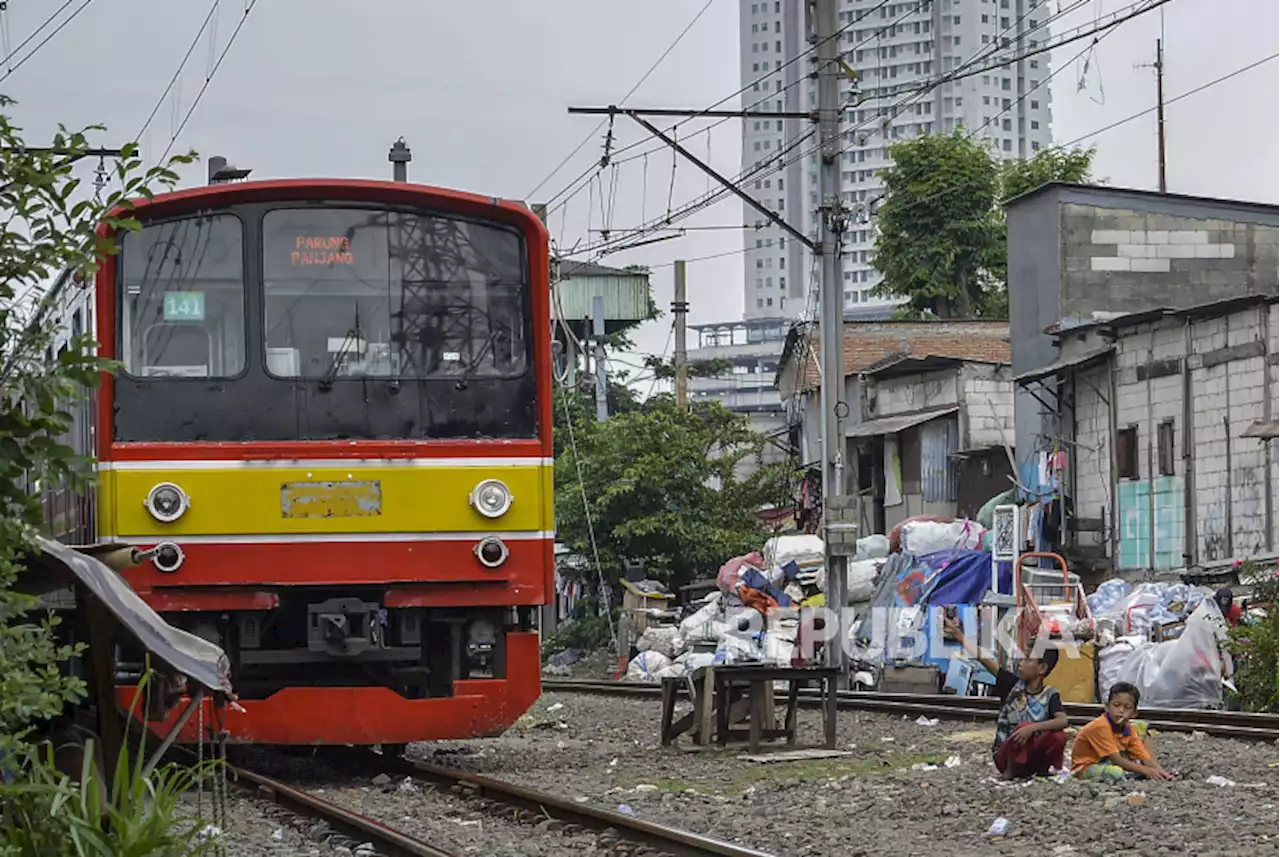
[118,213,246,379]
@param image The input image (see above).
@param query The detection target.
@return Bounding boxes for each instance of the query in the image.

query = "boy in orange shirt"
[1071,682,1175,781]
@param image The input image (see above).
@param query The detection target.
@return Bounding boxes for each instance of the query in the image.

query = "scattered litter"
[986,817,1010,837]
[355,844,377,856]
[307,821,330,842]
[574,796,590,804]
[944,755,963,768]
[617,804,635,815]
[555,721,569,731]
[880,736,896,743]
[1052,846,1076,855]
[910,762,939,772]
[271,828,284,842]
[1127,792,1147,806]
[1206,775,1236,787]
[371,773,392,787]
[556,741,567,750]
[633,784,659,793]
[196,825,222,842]
[397,776,417,794]
[915,716,940,727]
[547,702,564,713]
[1190,730,1207,740]
[608,757,618,768]
[450,819,482,828]
[738,749,852,763]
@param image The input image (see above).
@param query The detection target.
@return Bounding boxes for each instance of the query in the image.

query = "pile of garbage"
[1088,577,1231,709]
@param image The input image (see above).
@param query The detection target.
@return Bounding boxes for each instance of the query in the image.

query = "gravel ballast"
[400,690,1278,857]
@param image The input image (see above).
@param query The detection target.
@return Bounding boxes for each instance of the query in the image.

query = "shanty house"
[776,320,1012,533]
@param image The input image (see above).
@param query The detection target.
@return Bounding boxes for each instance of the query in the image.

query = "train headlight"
[145,482,189,523]
[153,542,184,574]
[474,537,509,569]
[470,479,512,518]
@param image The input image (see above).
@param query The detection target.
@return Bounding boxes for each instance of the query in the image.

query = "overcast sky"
[8,0,1277,383]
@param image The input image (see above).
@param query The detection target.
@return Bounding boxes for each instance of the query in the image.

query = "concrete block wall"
[1071,364,1111,554]
[960,363,1014,449]
[1059,204,1279,319]
[872,368,958,417]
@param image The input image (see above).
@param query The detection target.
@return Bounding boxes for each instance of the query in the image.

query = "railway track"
[542,678,1280,742]
[231,747,777,857]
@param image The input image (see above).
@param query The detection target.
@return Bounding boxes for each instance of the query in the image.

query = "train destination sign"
[291,235,354,266]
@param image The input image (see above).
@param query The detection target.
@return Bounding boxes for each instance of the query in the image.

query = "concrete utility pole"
[1136,40,1167,193]
[389,137,412,183]
[673,260,689,410]
[592,295,609,422]
[1155,39,1166,194]
[813,0,850,681]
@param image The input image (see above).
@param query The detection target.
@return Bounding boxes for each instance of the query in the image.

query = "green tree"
[0,102,194,754]
[873,133,1094,319]
[872,131,1000,319]
[641,354,734,380]
[553,391,792,590]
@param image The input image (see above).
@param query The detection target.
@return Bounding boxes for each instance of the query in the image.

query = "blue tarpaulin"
[870,548,1012,610]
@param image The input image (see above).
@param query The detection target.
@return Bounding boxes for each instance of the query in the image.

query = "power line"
[1059,52,1279,149]
[525,0,716,201]
[543,0,915,219]
[157,0,257,164]
[557,0,1092,257]
[136,0,221,143]
[588,53,1280,277]
[0,0,74,68]
[0,0,92,85]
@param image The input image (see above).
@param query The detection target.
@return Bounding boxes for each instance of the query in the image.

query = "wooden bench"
[660,664,841,753]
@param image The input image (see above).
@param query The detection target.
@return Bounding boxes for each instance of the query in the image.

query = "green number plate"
[163,291,205,321]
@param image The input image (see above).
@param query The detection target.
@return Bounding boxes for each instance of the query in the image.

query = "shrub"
[1225,562,1278,713]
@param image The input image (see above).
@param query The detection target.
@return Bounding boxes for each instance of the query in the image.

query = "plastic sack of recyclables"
[625,650,673,683]
[1087,578,1130,617]
[1096,599,1229,710]
[814,558,882,604]
[900,519,986,555]
[717,552,765,595]
[763,535,825,571]
[635,625,680,659]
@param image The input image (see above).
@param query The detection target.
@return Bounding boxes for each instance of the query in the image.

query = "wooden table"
[660,664,841,753]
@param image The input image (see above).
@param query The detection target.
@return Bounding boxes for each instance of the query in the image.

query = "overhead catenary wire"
[579,0,1175,260]
[542,0,911,219]
[525,0,716,202]
[157,0,258,165]
[583,51,1279,277]
[136,0,221,143]
[559,0,1086,258]
[0,0,92,85]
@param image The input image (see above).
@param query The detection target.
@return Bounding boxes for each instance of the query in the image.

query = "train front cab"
[95,180,554,745]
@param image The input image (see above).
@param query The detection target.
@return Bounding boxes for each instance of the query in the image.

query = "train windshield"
[262,207,528,380]
[118,213,246,378]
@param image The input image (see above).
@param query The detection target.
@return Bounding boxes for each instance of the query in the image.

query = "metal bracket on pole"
[573,107,817,252]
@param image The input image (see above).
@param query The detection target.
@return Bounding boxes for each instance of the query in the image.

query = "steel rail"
[542,679,1280,742]
[323,747,778,857]
[229,763,457,857]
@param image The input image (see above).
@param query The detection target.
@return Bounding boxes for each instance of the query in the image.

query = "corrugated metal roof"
[553,262,652,324]
[1013,345,1114,384]
[846,406,958,438]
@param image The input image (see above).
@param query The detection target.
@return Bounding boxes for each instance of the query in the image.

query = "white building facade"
[739,0,1055,318]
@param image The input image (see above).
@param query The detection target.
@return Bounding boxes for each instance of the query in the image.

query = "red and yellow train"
[57,177,554,745]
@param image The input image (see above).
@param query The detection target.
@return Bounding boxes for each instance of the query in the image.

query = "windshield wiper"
[319,305,362,392]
